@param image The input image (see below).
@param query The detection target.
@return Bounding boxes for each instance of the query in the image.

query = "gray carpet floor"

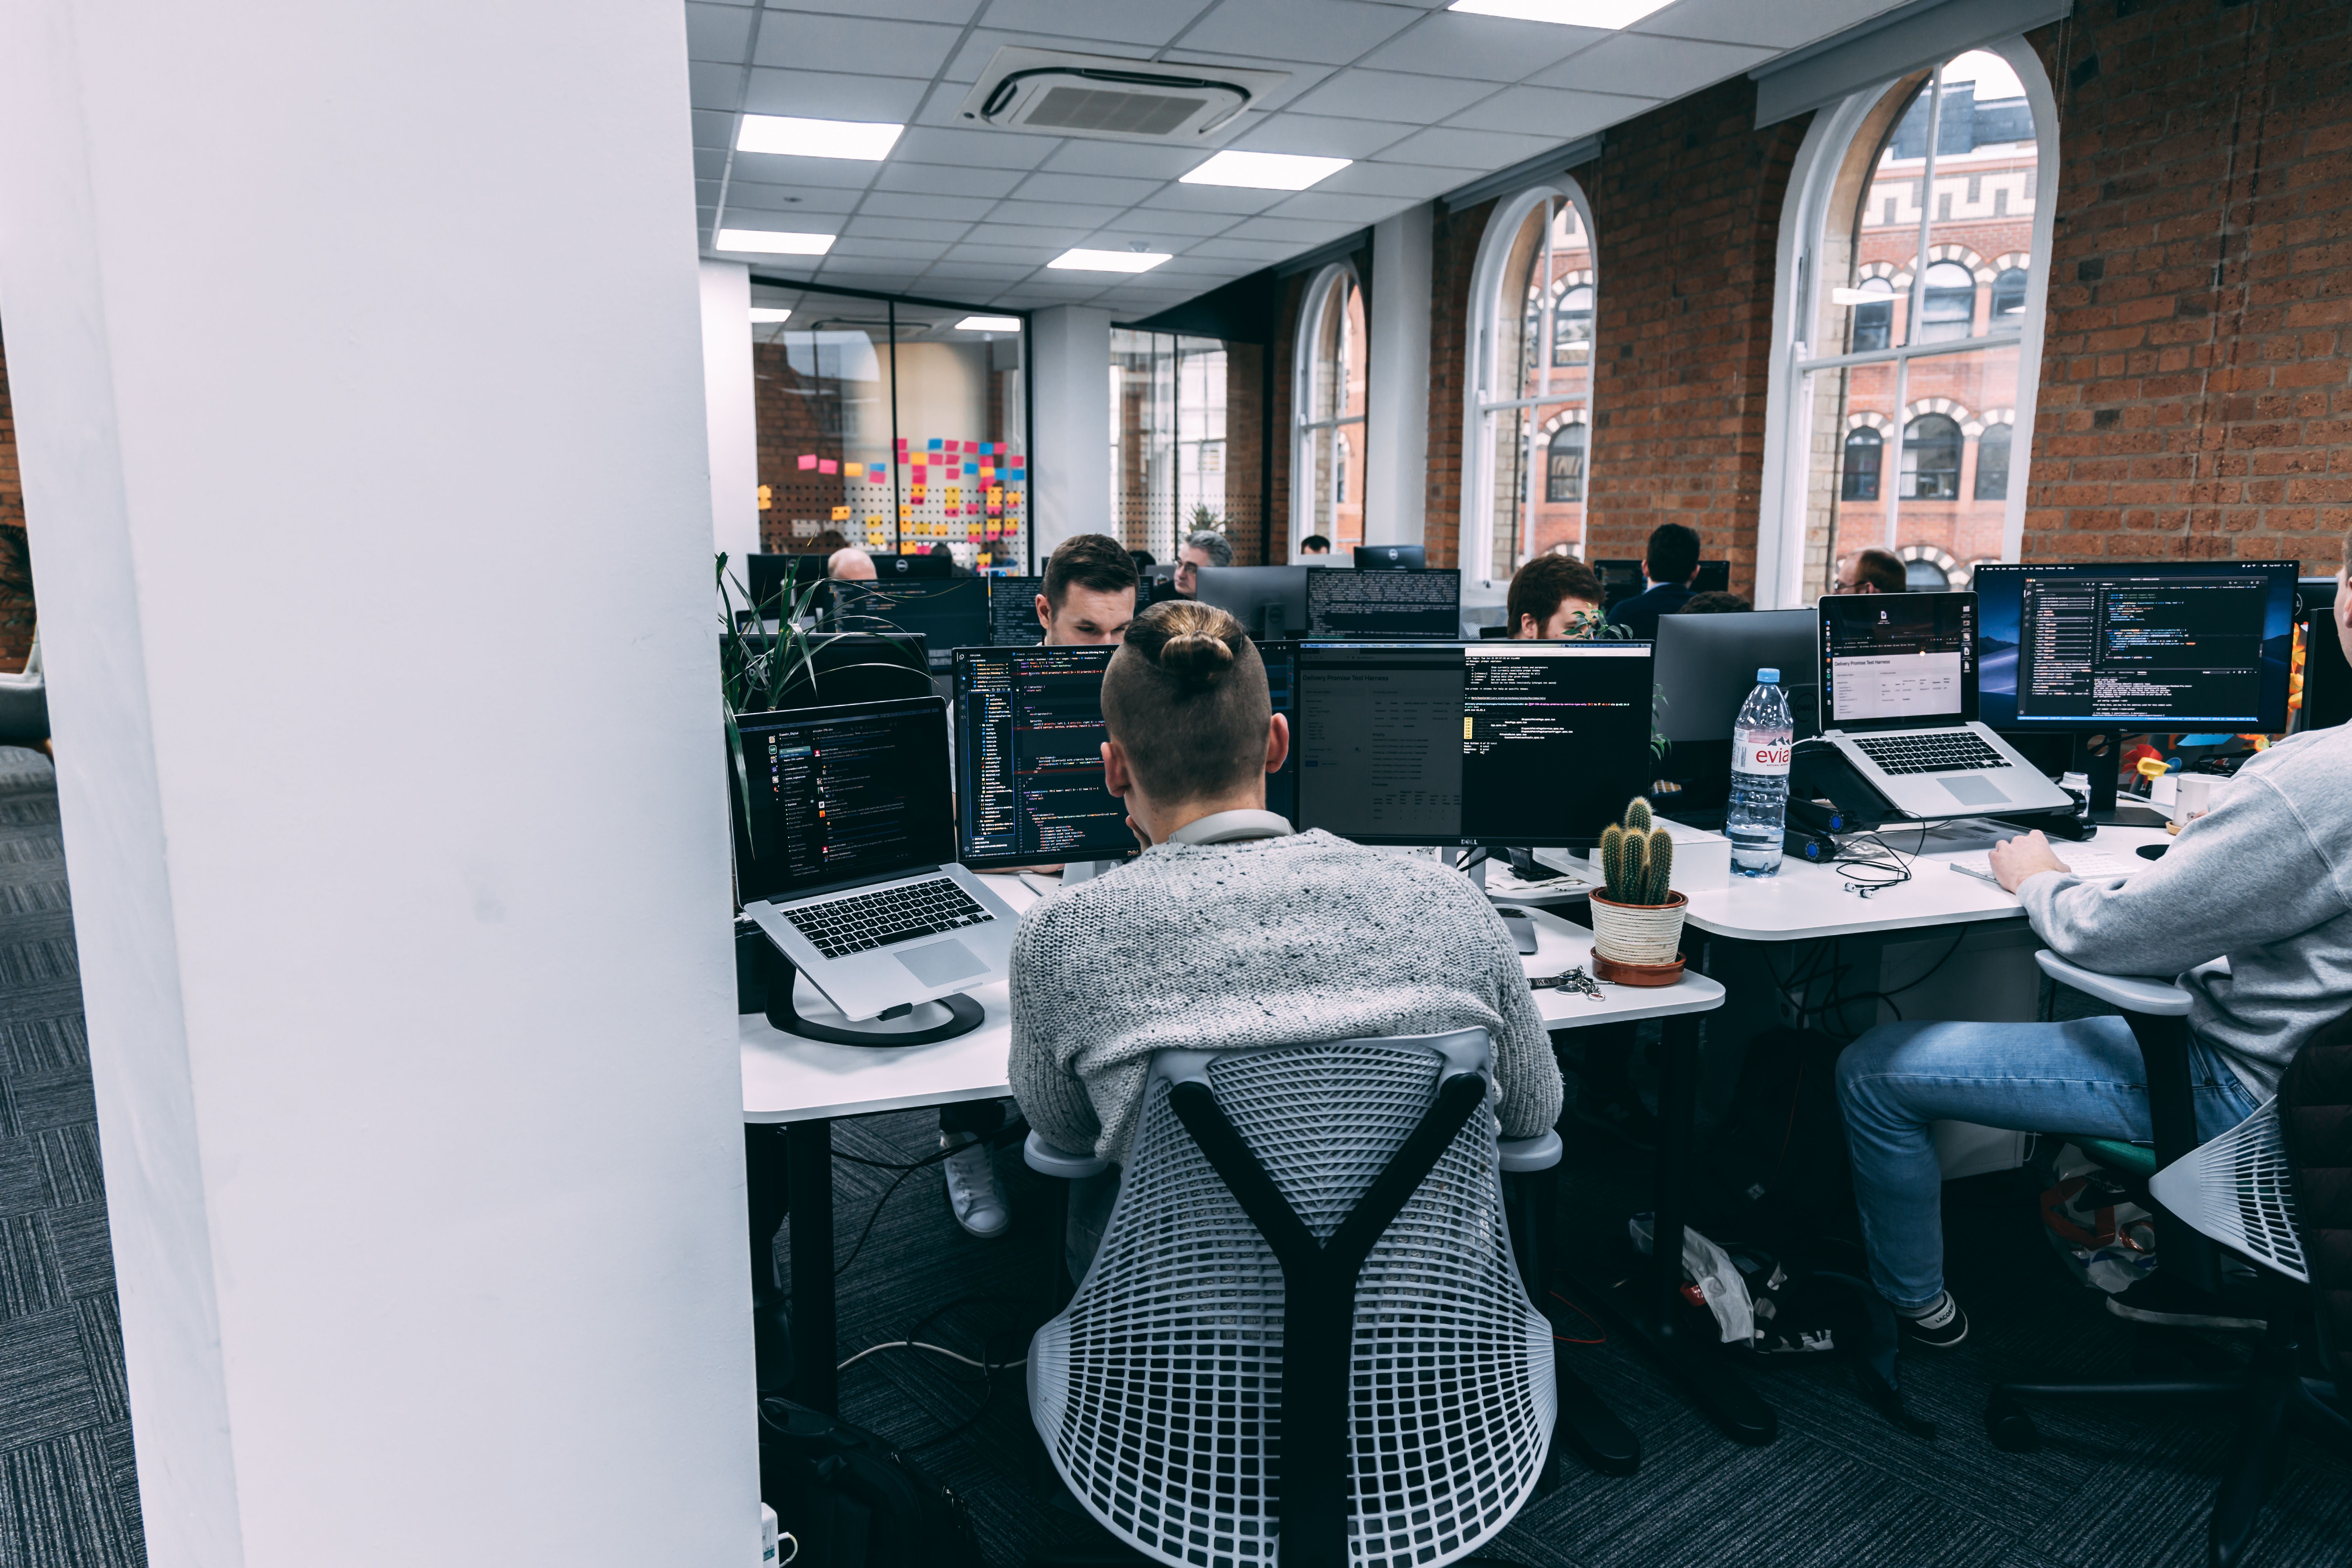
[4,744,2345,1565]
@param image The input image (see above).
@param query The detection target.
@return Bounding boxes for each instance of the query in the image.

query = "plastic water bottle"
[1728,667,1793,877]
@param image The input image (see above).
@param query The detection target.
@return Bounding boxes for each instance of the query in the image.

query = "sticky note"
[830,505,850,521]
[928,438,943,450]
[911,484,926,502]
[758,484,772,509]
[798,454,817,471]
[818,460,837,475]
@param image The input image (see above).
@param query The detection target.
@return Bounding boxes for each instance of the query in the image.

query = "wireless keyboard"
[786,877,993,960]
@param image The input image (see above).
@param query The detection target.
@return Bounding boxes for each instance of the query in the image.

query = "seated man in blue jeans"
[1839,537,2352,1347]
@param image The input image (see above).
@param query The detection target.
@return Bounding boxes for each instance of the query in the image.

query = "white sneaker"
[941,1134,1010,1239]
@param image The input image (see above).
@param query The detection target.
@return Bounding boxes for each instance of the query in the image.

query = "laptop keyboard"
[1853,731,2009,776]
[786,877,993,960]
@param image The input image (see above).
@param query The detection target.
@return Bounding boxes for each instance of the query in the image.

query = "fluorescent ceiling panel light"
[954,315,1023,331]
[1048,248,1171,273]
[1181,150,1351,191]
[734,114,903,161]
[1448,0,1672,25]
[749,307,794,324]
[714,229,835,256]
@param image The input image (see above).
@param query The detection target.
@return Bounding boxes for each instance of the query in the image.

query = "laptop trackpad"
[1939,775,2009,806]
[896,939,987,987]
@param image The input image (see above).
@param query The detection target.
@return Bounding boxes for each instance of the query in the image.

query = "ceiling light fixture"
[714,230,835,256]
[1180,150,1351,191]
[1447,0,1673,26]
[1048,248,1171,274]
[954,315,1023,332]
[734,114,903,161]
[749,307,794,324]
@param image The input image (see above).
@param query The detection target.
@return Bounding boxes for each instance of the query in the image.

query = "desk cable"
[1828,822,1931,897]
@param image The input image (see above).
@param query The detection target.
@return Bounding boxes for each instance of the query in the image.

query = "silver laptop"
[1816,591,2074,818]
[734,696,1016,1022]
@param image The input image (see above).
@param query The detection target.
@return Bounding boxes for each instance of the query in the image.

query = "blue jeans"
[1835,1017,2260,1311]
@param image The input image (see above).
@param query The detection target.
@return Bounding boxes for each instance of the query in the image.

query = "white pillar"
[1365,205,1433,550]
[0,3,756,1564]
[701,259,762,566]
[1028,305,1112,565]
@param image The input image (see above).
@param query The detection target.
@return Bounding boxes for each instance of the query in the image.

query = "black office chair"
[1986,952,2350,1566]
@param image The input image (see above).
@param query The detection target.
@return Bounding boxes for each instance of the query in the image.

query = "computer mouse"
[1493,906,1540,956]
[2135,843,2168,862]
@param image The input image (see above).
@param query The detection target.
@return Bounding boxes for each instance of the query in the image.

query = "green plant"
[1186,503,1224,535]
[1598,798,1675,904]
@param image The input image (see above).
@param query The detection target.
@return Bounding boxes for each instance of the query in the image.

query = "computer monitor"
[1260,640,1299,824]
[988,575,1045,646]
[831,576,991,672]
[1294,640,1654,847]
[1817,591,1978,732]
[1693,560,1731,594]
[873,552,955,579]
[2302,576,2351,733]
[728,696,954,904]
[1306,568,1461,640]
[1971,561,2298,730]
[1354,544,1425,571]
[1653,608,1819,742]
[953,645,1135,869]
[1197,565,1310,642]
[744,552,834,614]
[1595,560,1645,611]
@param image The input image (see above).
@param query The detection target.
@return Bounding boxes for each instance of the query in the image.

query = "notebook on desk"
[1943,845,2149,887]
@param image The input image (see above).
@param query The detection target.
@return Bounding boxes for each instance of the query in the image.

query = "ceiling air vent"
[959,48,1289,144]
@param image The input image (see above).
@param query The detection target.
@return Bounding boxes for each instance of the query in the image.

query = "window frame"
[1291,261,1366,561]
[1755,36,2059,607]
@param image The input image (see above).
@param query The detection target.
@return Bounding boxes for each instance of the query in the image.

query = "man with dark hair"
[1036,533,1139,644]
[1299,534,1332,558]
[808,528,850,554]
[1679,591,1753,614]
[1607,523,1703,639]
[1171,528,1233,598]
[1505,553,1608,639]
[1837,548,1908,594]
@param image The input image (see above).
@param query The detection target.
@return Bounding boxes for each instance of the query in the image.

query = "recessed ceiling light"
[954,315,1023,332]
[734,114,903,161]
[749,307,794,324]
[1048,248,1171,274]
[714,230,835,256]
[1448,0,1673,25]
[1181,150,1352,191]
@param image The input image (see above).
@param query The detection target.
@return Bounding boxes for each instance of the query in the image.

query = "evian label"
[1734,732,1792,776]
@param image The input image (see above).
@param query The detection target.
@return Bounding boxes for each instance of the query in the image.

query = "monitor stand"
[761,950,983,1047]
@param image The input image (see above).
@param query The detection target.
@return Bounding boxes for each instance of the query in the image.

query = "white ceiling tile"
[1352,13,1605,80]
[1376,125,1563,169]
[1527,34,1776,97]
[763,0,987,21]
[988,198,1132,229]
[1263,190,1407,223]
[1442,83,1653,137]
[888,128,1059,171]
[1288,69,1494,123]
[739,66,928,121]
[1039,141,1211,179]
[1186,237,1303,261]
[697,179,723,206]
[751,14,964,76]
[860,190,1002,221]
[845,214,970,241]
[977,0,1217,48]
[875,161,1031,197]
[1145,54,1338,113]
[1091,207,1240,236]
[1219,216,1364,243]
[693,110,737,150]
[694,148,728,182]
[727,154,880,190]
[1010,171,1168,206]
[938,240,1065,262]
[968,220,1110,246]
[1310,160,1464,199]
[687,3,756,62]
[1148,182,1292,216]
[688,60,744,112]
[1173,0,1423,66]
[1234,113,1413,161]
[920,263,1045,283]
[830,236,959,261]
[1633,0,1904,49]
[727,184,863,214]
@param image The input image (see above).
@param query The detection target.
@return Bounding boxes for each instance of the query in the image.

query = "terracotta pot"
[1588,889,1689,966]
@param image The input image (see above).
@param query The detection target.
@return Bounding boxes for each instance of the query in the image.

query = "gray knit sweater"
[1008,828,1563,1163]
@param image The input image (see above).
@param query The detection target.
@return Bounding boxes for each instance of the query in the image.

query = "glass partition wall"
[1112,329,1255,564]
[749,281,1030,570]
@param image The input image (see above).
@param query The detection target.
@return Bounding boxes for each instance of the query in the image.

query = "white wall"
[0,2,757,1563]
[701,259,761,567]
[1028,304,1112,566]
[1365,205,1433,550]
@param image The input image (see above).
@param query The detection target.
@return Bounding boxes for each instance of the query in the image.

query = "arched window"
[1974,421,2012,500]
[1904,556,1952,591]
[1900,413,1963,499]
[1294,265,1366,557]
[1463,189,1597,581]
[1768,44,2053,604]
[1842,427,1883,500]
[1546,423,1586,503]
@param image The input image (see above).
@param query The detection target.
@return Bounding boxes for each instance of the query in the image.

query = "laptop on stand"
[1814,592,2073,819]
[733,696,1017,1032]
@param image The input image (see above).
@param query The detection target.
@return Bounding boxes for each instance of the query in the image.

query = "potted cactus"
[1588,798,1688,984]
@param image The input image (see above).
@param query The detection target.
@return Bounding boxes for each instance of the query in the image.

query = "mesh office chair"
[1024,1030,1562,1568]
[1987,951,2350,1568]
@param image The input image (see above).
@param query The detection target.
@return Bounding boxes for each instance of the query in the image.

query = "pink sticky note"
[818,460,837,475]
[797,454,817,471]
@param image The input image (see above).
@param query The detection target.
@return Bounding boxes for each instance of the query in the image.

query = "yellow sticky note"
[830,505,850,522]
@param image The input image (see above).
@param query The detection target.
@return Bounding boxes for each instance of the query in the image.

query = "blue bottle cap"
[1757,667,1780,684]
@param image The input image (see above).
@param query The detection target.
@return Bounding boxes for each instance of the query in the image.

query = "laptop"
[1815,592,2073,818]
[732,696,1017,1022]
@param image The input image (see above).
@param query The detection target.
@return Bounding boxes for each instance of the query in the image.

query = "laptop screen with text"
[730,698,954,905]
[1819,592,1978,732]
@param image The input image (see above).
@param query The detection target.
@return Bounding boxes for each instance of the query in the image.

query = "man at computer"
[1837,532,2352,1347]
[1836,548,1907,594]
[1606,523,1703,639]
[1170,528,1232,599]
[1007,598,1564,1276]
[1299,534,1332,558]
[1034,533,1139,644]
[1506,553,1610,639]
[825,545,876,582]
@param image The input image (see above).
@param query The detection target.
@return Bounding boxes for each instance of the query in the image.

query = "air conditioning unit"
[958,47,1289,143]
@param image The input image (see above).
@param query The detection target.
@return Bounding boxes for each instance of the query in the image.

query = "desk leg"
[1514,1162,1642,1477]
[745,1125,793,1397]
[785,1120,837,1415]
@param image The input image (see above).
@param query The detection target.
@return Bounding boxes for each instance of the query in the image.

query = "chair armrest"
[1024,1129,1109,1180]
[2035,950,2192,1017]
[1498,1129,1562,1173]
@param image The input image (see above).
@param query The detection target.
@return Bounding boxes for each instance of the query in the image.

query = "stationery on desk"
[1943,845,2150,888]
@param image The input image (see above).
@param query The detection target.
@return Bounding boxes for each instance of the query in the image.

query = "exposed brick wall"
[1268,271,1311,560]
[2024,0,2352,570]
[1223,340,1267,566]
[1424,198,1496,571]
[0,331,30,675]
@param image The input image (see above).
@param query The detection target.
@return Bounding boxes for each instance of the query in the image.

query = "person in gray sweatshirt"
[1839,538,2352,1348]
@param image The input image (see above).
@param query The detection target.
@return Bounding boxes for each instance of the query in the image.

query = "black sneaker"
[1574,1088,1657,1150]
[1897,1291,1969,1349]
[2105,1273,2266,1332]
